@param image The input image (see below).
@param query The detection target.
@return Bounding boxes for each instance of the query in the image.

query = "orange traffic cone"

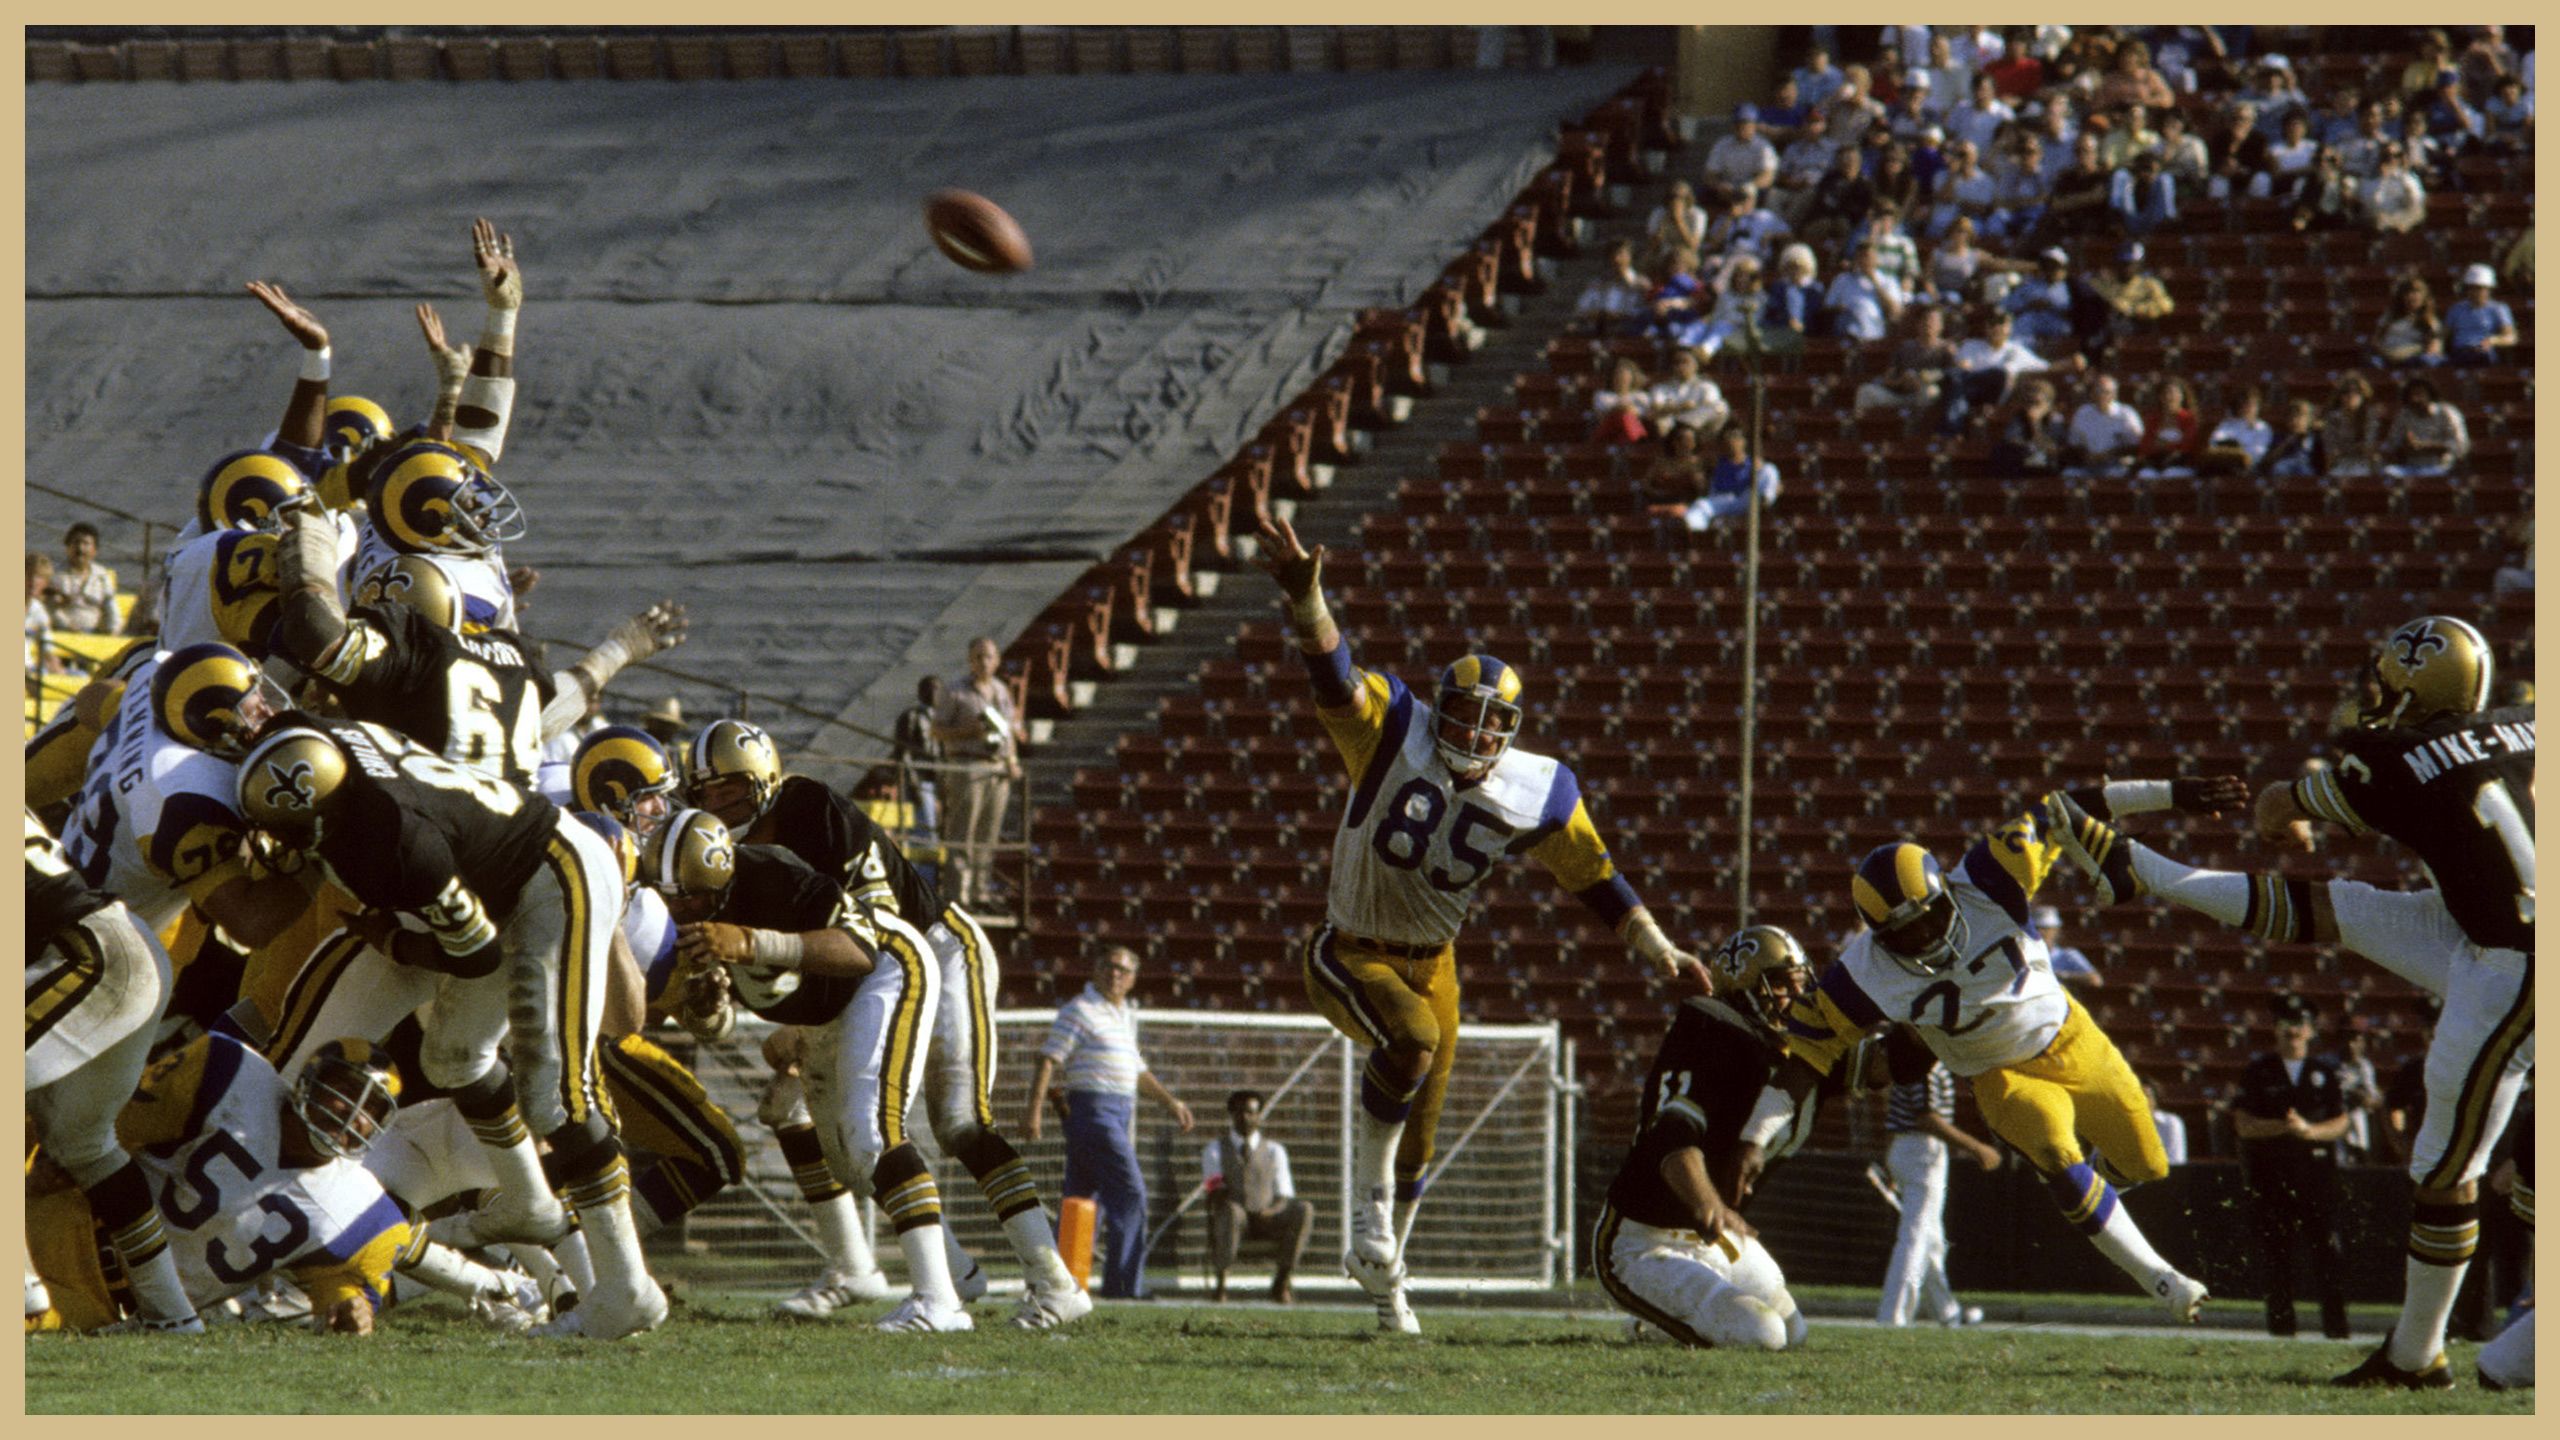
[1057,1196,1096,1292]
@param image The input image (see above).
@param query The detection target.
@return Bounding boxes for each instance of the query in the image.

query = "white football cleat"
[1009,1282,1094,1331]
[773,1266,894,1320]
[875,1294,976,1333]
[2155,1270,2208,1324]
[472,1267,552,1333]
[1939,1304,1986,1327]
[94,1311,208,1336]
[25,1270,50,1320]
[1374,1279,1421,1335]
[1348,1190,1398,1274]
[534,1278,668,1341]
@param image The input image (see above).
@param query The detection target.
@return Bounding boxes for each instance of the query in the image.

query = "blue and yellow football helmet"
[1433,653,1524,779]
[1852,841,1967,976]
[149,641,280,759]
[195,449,309,534]
[574,725,679,835]
[292,1037,402,1160]
[323,396,395,460]
[366,439,524,558]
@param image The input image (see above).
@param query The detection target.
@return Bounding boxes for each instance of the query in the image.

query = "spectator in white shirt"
[1824,242,1907,342]
[1645,347,1730,436]
[2064,372,2145,476]
[1946,73,2014,156]
[2359,146,2428,234]
[1026,947,1197,1299]
[1921,32,1971,106]
[1642,180,1709,271]
[1201,1090,1314,1303]
[1961,25,2007,70]
[1705,105,1781,198]
[1575,240,1651,336]
[1951,307,2066,420]
[2203,383,2275,475]
[2145,1081,2189,1167]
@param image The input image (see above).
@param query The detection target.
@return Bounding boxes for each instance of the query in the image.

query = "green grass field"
[25,1290,2535,1414]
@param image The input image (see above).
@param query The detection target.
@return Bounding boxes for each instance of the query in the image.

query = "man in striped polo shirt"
[1025,947,1196,1299]
[1873,1025,1999,1327]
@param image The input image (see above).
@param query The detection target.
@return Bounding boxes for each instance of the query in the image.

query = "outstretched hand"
[246,280,330,352]
[472,217,522,310]
[415,302,472,390]
[1252,508,1324,602]
[2170,775,2251,818]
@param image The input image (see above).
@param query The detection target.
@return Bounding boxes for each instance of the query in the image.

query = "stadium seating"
[1000,51,2524,1157]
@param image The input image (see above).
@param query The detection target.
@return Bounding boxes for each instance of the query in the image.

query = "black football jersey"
[1604,996,1787,1230]
[26,829,115,952]
[712,844,865,1027]
[759,775,944,930]
[307,600,553,786]
[301,716,559,923]
[2299,704,2534,952]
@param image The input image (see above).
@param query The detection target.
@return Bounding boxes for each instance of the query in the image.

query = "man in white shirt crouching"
[1202,1090,1315,1303]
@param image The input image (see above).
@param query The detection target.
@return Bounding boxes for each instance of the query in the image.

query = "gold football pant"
[1301,925,1461,1185]
[1968,996,2169,1186]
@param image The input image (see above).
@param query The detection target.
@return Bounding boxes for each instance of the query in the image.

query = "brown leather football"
[923,189,1034,274]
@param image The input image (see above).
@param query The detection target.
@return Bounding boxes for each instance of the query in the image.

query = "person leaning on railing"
[45,523,121,636]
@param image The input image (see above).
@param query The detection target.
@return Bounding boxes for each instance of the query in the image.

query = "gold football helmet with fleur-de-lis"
[235,727,351,837]
[1709,925,1813,1033]
[2360,615,2495,729]
[641,807,739,901]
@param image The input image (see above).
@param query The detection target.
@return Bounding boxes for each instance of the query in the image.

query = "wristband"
[749,929,806,969]
[479,306,517,351]
[300,346,332,382]
[1287,588,1331,633]
[2102,779,2175,816]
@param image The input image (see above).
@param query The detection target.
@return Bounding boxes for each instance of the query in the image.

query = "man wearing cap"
[1706,106,1779,197]
[2232,996,2354,1339]
[2444,267,2520,365]
[641,696,687,749]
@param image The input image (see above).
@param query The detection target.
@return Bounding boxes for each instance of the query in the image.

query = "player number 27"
[1371,778,1510,892]
[2470,778,2535,924]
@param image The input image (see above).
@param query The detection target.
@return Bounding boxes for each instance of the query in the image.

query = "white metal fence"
[659,1009,1573,1293]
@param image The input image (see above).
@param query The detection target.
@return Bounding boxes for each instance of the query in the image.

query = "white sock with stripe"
[2127,845,2249,926]
[813,1193,884,1279]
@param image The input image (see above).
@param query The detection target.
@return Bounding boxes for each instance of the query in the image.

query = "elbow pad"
[453,374,516,466]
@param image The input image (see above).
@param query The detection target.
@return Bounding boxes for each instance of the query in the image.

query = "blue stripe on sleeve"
[1817,961,1886,1029]
[1301,640,1359,709]
[1343,677,1414,830]
[1961,843,2030,926]
[318,1194,411,1264]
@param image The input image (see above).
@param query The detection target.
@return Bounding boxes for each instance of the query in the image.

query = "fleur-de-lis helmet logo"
[2390,621,2450,672]
[262,759,319,814]
[1714,931,1762,984]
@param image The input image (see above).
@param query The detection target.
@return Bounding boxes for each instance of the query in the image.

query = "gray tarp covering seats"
[27,67,1634,755]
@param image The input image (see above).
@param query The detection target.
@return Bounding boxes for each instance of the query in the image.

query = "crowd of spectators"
[1575,24,2529,520]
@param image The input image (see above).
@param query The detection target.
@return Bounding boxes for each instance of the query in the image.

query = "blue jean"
[1063,1091,1149,1297]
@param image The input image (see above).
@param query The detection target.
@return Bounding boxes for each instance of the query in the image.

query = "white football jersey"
[61,658,247,932]
[1326,714,1578,949]
[1826,887,2066,1076]
[351,525,516,632]
[129,1034,409,1313]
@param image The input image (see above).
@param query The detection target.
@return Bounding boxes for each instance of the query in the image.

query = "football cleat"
[772,1267,894,1320]
[2154,1270,2208,1325]
[2361,615,2494,729]
[94,1311,208,1336]
[1708,925,1812,1032]
[2333,1337,2454,1390]
[875,1294,976,1334]
[1851,842,1967,976]
[1431,654,1524,781]
[2042,790,2145,906]
[1347,1189,1399,1285]
[1009,1282,1095,1331]
[1374,1278,1422,1335]
[1940,1304,1987,1327]
[24,1271,49,1321]
[533,1278,667,1341]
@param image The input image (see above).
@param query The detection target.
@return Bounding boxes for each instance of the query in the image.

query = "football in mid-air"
[923,189,1034,274]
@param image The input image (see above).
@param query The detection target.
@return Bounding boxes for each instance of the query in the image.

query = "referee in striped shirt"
[1025,947,1195,1299]
[1873,1025,2001,1327]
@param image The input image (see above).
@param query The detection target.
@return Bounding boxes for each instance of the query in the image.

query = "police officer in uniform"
[2231,994,2354,1339]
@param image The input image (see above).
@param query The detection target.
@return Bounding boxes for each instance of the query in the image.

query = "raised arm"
[414,303,473,444]
[454,218,522,465]
[246,280,333,459]
[541,601,690,740]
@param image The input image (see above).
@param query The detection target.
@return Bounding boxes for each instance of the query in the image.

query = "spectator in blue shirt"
[2427,72,2487,147]
[1793,46,1846,109]
[1678,426,1783,531]
[2031,907,2102,987]
[2483,75,2534,153]
[2003,247,2078,355]
[2444,265,2520,365]
[1823,241,1908,341]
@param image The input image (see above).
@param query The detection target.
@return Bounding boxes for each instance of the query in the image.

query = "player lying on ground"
[2044,614,2532,1389]
[1255,509,1706,1334]
[1596,926,1820,1351]
[1741,777,2253,1324]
